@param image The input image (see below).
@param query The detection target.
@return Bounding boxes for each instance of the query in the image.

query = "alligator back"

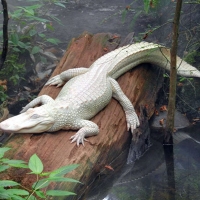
[90,42,200,79]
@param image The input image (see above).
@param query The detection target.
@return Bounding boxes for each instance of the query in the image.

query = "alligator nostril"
[0,121,9,130]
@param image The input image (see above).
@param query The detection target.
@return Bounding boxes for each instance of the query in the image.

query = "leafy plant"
[6,0,64,58]
[184,50,200,65]
[0,0,66,103]
[0,54,26,86]
[0,147,80,199]
[0,86,7,102]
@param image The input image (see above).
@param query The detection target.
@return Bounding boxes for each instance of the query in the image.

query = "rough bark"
[2,32,163,199]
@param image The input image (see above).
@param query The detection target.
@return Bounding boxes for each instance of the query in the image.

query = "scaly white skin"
[0,42,200,146]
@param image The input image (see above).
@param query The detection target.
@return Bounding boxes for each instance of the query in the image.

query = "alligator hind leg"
[20,95,54,113]
[45,68,89,87]
[69,120,99,146]
[109,77,140,133]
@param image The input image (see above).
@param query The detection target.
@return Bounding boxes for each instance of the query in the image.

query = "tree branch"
[0,0,9,70]
[165,0,183,142]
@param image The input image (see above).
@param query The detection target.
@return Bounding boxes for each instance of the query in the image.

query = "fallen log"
[2,32,163,199]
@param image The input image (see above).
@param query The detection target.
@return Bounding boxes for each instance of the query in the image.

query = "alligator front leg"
[20,95,54,113]
[69,120,99,146]
[109,77,140,133]
[45,68,89,87]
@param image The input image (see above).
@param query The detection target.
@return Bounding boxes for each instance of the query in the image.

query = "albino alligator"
[0,42,200,146]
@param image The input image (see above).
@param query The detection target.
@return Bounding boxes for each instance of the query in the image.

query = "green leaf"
[13,163,29,168]
[25,195,37,200]
[6,195,26,200]
[40,56,47,64]
[3,159,28,168]
[1,158,9,162]
[13,47,21,52]
[0,180,19,187]
[121,9,128,23]
[45,177,80,183]
[0,165,9,172]
[35,190,46,198]
[46,38,61,45]
[19,42,31,50]
[40,171,51,176]
[49,15,62,25]
[27,16,49,23]
[0,147,10,158]
[31,46,41,54]
[130,10,142,28]
[143,0,150,13]
[3,159,26,165]
[29,29,37,36]
[50,164,79,178]
[5,189,29,196]
[54,2,66,8]
[9,9,23,19]
[0,188,10,199]
[39,33,45,38]
[28,154,43,174]
[46,24,54,31]
[46,190,76,197]
[24,4,42,10]
[32,179,50,190]
[17,7,34,15]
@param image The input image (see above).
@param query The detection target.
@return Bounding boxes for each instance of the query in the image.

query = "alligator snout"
[0,121,9,132]
[0,120,19,132]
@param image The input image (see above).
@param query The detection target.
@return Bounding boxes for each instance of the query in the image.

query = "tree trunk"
[0,0,9,69]
[165,0,183,143]
[2,32,164,199]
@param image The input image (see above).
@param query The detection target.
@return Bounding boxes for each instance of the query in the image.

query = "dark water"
[91,124,200,200]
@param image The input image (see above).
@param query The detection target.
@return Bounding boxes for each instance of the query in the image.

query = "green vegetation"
[0,147,79,199]
[184,50,200,65]
[0,0,66,103]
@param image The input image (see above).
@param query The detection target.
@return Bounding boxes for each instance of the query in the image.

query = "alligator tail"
[104,42,200,79]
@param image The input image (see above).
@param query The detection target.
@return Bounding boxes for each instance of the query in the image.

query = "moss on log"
[2,32,163,199]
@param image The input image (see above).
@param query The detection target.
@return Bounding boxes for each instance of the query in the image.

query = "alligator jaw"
[0,106,55,133]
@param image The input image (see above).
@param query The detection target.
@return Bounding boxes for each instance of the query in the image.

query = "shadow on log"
[1,32,164,199]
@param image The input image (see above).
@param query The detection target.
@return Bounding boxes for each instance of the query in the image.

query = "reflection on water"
[101,124,200,200]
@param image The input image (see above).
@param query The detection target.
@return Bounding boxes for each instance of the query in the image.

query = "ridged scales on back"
[0,42,200,146]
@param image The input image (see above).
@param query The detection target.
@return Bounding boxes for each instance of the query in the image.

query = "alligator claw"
[70,133,88,146]
[45,75,64,87]
[126,111,140,133]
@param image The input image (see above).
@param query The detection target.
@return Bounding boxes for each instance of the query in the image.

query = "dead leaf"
[173,128,177,132]
[159,118,165,126]
[105,165,114,171]
[160,105,167,112]
[193,118,200,122]
[103,48,108,52]
[154,109,159,116]
[177,82,184,87]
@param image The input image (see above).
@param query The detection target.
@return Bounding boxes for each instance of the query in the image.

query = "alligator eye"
[31,114,40,119]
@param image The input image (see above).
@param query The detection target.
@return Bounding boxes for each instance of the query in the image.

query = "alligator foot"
[45,74,65,87]
[70,133,89,146]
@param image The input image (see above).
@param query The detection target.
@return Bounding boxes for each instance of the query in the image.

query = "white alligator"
[0,42,200,145]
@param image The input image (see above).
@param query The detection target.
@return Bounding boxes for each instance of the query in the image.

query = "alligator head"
[0,106,55,133]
